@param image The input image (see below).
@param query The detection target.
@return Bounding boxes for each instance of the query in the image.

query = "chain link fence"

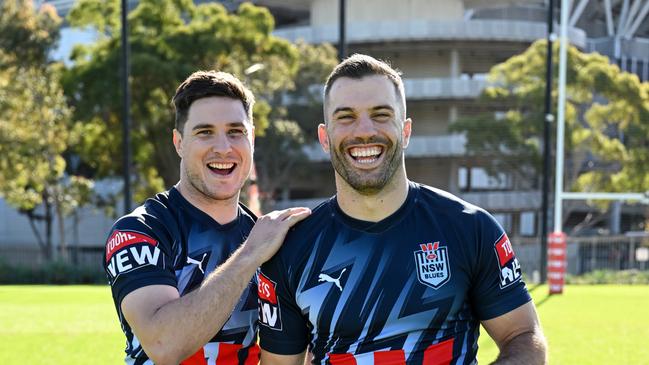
[513,234,649,280]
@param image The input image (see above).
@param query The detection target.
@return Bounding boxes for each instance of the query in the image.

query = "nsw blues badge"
[414,242,450,289]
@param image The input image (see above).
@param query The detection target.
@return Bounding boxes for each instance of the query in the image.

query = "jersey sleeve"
[257,253,310,355]
[103,216,177,308]
[470,210,532,320]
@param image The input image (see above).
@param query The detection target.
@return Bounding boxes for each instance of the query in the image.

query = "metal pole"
[338,0,346,61]
[554,0,570,232]
[121,0,132,214]
[540,0,555,283]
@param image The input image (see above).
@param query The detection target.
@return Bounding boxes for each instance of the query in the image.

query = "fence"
[1,234,648,278]
[513,234,649,279]
[0,245,105,271]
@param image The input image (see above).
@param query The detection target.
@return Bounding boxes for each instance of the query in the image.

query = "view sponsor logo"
[257,271,281,330]
[105,230,160,278]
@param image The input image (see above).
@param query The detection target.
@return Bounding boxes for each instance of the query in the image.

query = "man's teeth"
[208,162,235,170]
[350,146,382,158]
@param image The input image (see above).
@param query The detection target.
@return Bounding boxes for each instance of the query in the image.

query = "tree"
[451,40,649,234]
[254,41,338,209]
[63,0,306,203]
[0,0,93,259]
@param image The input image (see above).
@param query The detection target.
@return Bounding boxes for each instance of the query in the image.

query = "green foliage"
[451,40,649,199]
[0,67,70,209]
[0,259,106,284]
[285,40,338,139]
[254,41,337,203]
[64,0,303,200]
[0,0,93,259]
[0,0,61,68]
[566,269,649,285]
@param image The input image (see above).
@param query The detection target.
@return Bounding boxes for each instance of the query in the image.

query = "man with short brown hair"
[104,70,310,365]
[258,55,547,365]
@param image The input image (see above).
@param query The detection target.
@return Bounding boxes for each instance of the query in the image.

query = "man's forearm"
[145,245,258,364]
[491,330,547,365]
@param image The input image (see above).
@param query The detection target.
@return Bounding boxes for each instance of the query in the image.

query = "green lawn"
[477,285,649,365]
[1,285,648,364]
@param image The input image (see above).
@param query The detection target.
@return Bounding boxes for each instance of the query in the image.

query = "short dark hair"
[323,54,405,117]
[172,70,255,133]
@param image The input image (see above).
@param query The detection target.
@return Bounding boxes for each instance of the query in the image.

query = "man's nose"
[352,114,376,139]
[211,133,233,154]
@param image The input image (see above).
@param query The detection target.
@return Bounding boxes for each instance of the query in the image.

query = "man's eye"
[197,130,212,135]
[373,113,391,119]
[337,115,354,121]
[228,129,245,136]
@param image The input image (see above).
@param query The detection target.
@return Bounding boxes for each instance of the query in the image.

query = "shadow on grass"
[528,284,543,294]
[535,293,557,307]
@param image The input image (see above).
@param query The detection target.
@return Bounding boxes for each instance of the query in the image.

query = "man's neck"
[176,182,239,225]
[334,168,409,222]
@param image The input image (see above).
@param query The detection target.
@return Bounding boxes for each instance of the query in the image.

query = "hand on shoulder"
[243,207,311,265]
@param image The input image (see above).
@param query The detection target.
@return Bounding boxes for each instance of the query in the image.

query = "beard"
[183,163,241,202]
[329,134,403,195]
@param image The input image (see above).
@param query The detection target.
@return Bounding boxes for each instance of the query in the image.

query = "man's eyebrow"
[191,122,247,130]
[226,122,247,128]
[332,107,354,115]
[191,123,214,130]
[371,105,395,112]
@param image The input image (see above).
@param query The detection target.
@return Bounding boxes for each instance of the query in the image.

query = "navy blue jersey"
[103,187,259,365]
[258,182,531,365]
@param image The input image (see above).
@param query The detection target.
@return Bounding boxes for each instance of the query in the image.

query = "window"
[458,167,511,191]
[519,211,536,236]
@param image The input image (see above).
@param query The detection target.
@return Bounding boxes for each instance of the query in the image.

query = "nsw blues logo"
[414,242,450,289]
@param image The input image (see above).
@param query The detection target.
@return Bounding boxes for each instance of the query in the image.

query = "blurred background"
[1,1,648,364]
[1,0,647,284]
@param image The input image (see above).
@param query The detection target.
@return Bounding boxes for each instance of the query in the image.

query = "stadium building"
[1,0,647,275]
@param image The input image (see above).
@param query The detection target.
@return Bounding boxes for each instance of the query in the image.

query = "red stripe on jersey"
[105,230,157,262]
[244,344,260,365]
[374,349,406,365]
[181,347,206,365]
[423,338,454,365]
[329,352,357,365]
[216,343,242,365]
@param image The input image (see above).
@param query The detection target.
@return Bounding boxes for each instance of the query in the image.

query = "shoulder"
[271,199,334,262]
[414,182,495,226]
[107,191,179,248]
[412,183,505,249]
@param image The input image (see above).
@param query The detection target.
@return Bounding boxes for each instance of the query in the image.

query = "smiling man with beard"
[103,70,310,365]
[257,55,547,365]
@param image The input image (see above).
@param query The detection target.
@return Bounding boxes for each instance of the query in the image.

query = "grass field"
[1,285,648,364]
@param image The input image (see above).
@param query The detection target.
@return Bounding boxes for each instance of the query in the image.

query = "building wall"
[405,158,454,191]
[408,103,451,135]
[377,50,453,78]
[311,0,464,25]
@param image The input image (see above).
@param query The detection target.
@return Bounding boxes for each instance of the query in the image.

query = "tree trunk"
[55,195,68,261]
[44,195,53,261]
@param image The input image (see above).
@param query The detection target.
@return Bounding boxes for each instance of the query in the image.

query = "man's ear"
[172,129,183,157]
[317,123,330,153]
[402,118,412,149]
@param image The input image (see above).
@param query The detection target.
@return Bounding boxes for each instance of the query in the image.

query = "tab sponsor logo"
[257,271,282,330]
[494,233,522,288]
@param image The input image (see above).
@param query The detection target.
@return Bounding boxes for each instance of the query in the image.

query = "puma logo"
[187,253,207,274]
[318,268,347,292]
